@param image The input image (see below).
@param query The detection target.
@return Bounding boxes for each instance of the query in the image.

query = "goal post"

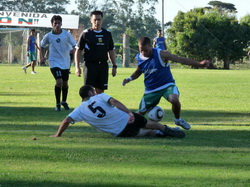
[0,11,79,65]
[0,28,29,65]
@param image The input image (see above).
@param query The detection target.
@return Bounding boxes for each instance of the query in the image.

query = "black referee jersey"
[77,28,114,63]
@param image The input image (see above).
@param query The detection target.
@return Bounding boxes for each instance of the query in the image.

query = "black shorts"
[50,68,70,81]
[84,61,109,90]
[117,113,147,137]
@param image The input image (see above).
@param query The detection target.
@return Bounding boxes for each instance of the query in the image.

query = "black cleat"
[163,126,186,138]
[55,104,61,111]
[61,102,70,110]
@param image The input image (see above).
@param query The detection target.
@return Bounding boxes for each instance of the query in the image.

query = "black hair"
[30,29,35,32]
[79,85,94,100]
[138,37,151,46]
[51,15,62,24]
[90,10,103,18]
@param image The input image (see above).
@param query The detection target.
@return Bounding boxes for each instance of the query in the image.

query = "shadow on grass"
[1,132,249,171]
[1,176,249,187]
[1,106,249,126]
[1,126,249,149]
[0,180,139,187]
[0,106,250,147]
[0,92,38,96]
[0,106,73,124]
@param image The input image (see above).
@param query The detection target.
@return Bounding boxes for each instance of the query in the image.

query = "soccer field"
[0,65,249,186]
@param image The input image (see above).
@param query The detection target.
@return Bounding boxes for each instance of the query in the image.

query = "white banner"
[0,11,79,29]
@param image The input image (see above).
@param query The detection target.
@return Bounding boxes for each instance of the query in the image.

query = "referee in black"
[75,10,117,94]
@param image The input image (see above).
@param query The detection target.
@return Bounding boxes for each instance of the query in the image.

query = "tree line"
[1,0,249,69]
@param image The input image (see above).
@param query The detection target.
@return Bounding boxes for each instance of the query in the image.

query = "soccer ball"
[147,106,164,122]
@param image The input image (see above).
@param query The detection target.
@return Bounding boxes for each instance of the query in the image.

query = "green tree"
[208,1,236,13]
[71,0,97,29]
[240,14,250,45]
[0,0,69,14]
[239,14,250,56]
[75,0,161,61]
[167,8,248,69]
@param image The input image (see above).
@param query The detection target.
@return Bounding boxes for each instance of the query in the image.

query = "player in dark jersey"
[75,10,117,94]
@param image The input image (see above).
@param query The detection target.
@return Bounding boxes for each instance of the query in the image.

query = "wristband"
[127,77,132,81]
[112,65,117,69]
[122,76,133,86]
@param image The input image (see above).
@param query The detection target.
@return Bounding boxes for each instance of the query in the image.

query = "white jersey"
[41,29,76,69]
[68,93,129,136]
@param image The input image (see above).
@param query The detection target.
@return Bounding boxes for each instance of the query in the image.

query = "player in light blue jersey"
[153,29,167,50]
[123,37,210,130]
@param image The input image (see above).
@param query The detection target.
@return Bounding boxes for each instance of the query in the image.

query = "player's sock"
[54,85,61,104]
[62,86,68,102]
[55,103,61,111]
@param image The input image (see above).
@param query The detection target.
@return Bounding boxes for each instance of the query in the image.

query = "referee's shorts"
[84,61,109,90]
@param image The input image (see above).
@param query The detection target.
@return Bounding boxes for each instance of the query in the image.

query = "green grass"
[0,65,250,186]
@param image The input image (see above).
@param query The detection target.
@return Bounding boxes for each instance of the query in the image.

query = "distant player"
[51,85,185,138]
[153,29,167,50]
[123,37,210,130]
[22,29,40,74]
[40,15,76,111]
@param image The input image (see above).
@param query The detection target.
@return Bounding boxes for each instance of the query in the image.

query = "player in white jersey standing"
[51,85,186,138]
[40,15,76,111]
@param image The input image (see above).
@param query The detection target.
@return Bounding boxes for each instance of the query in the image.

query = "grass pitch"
[0,65,249,186]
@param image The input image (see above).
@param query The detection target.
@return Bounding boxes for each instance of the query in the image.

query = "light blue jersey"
[136,48,175,94]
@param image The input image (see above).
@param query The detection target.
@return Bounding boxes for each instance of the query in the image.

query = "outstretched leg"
[145,120,185,138]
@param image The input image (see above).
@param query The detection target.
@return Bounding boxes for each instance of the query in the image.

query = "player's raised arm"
[122,67,142,86]
[160,50,210,68]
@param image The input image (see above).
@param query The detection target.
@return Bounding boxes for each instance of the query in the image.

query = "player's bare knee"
[168,95,180,105]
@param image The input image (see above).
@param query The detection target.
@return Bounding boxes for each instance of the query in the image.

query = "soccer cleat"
[55,104,61,111]
[31,71,37,74]
[22,66,27,73]
[61,102,70,110]
[174,118,191,130]
[163,126,185,138]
